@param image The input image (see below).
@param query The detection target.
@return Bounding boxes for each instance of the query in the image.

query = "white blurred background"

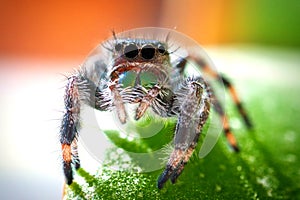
[0,60,71,199]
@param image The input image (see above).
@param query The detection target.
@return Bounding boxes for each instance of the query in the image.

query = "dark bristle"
[112,29,117,40]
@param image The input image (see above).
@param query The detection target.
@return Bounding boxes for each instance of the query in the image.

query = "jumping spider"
[60,28,252,189]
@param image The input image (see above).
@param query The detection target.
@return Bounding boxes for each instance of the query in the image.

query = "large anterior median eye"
[124,44,139,59]
[141,44,155,60]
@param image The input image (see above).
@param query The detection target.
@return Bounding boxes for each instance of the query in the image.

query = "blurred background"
[1,0,300,60]
[0,0,299,199]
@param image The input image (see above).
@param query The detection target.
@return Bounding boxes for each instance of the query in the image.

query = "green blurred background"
[224,0,300,47]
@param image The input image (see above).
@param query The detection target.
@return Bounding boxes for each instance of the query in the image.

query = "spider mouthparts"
[115,106,127,124]
[119,115,127,124]
[134,114,141,121]
[134,109,144,121]
[135,102,149,120]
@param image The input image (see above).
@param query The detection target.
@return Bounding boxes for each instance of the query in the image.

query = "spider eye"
[124,44,139,59]
[141,44,155,60]
[114,43,122,52]
[157,44,166,55]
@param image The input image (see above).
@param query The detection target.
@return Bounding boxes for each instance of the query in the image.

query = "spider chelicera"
[60,28,252,189]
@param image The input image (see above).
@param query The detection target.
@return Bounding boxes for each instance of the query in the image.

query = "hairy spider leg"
[207,86,240,152]
[60,75,82,185]
[60,61,111,185]
[192,56,253,129]
[174,56,250,151]
[170,98,210,184]
[157,77,210,189]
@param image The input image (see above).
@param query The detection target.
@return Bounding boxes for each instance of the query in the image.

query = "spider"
[60,28,252,189]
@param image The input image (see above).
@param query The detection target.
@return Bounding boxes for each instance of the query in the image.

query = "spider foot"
[157,162,187,188]
[74,160,81,170]
[157,165,173,189]
[170,163,185,184]
[63,162,73,185]
[157,149,188,189]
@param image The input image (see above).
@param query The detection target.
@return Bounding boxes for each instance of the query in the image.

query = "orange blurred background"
[0,1,162,60]
[0,1,161,59]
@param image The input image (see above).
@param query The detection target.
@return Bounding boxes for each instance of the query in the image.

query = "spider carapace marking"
[60,31,252,189]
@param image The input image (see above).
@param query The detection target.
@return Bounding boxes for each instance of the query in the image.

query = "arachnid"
[60,28,252,189]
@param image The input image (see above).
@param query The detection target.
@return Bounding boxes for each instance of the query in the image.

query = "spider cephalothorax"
[60,28,252,188]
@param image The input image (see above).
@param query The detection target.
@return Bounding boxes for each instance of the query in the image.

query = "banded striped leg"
[219,76,252,128]
[174,56,251,151]
[193,57,253,128]
[209,90,240,152]
[60,75,82,185]
[157,77,210,189]
[60,72,108,185]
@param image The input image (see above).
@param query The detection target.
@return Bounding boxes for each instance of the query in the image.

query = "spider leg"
[60,60,110,185]
[170,98,210,184]
[157,77,210,189]
[60,75,82,185]
[208,87,240,152]
[220,76,252,128]
[193,56,252,128]
[176,55,252,129]
[174,56,249,151]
